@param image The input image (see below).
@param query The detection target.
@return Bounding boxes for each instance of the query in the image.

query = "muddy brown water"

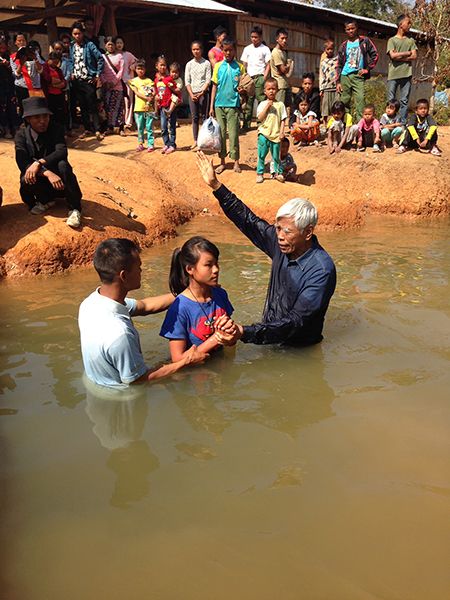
[1,216,450,600]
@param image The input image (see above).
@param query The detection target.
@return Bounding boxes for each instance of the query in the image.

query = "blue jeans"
[160,108,177,148]
[386,77,412,126]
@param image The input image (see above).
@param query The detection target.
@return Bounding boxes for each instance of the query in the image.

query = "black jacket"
[214,185,336,345]
[15,121,67,176]
[337,36,378,82]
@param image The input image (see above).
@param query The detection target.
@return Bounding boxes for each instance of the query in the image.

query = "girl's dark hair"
[48,51,62,60]
[135,59,146,68]
[387,98,400,111]
[71,21,84,33]
[14,32,26,42]
[331,100,346,114]
[105,36,117,45]
[156,54,167,64]
[169,61,180,70]
[169,237,219,296]
[191,40,203,49]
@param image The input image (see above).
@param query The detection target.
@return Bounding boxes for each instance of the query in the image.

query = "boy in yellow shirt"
[128,59,155,152]
[256,77,287,183]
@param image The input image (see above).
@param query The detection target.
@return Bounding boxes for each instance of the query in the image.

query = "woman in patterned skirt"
[100,37,126,135]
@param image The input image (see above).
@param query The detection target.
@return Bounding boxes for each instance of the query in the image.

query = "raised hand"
[196,151,221,190]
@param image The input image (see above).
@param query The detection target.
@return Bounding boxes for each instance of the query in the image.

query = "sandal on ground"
[430,146,442,156]
[357,146,365,152]
[119,130,127,137]
[95,132,105,140]
[79,132,89,139]
[234,166,242,174]
[215,165,225,174]
[372,144,380,153]
[396,145,407,154]
[136,144,144,152]
[393,142,400,149]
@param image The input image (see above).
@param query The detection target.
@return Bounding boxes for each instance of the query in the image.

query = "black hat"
[22,96,52,118]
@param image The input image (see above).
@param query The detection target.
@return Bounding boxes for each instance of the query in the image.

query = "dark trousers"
[47,93,66,128]
[403,128,437,148]
[72,79,100,133]
[188,92,209,141]
[20,160,82,211]
[0,81,21,132]
[15,85,29,117]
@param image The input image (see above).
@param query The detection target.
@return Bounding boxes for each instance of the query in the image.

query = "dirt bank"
[1,123,449,278]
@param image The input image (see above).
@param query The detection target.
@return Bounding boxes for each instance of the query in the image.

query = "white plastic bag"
[197,117,222,151]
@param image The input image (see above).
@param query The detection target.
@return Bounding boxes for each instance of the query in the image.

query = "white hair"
[276,198,318,232]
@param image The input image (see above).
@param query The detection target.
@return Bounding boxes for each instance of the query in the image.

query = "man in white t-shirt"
[79,238,208,387]
[240,25,271,132]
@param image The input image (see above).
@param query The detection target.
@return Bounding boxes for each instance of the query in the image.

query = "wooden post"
[104,4,118,37]
[44,0,58,46]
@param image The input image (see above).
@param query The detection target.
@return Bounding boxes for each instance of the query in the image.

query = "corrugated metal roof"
[134,0,244,13]
[273,0,408,32]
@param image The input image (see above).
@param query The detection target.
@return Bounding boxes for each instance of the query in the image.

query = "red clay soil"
[1,122,449,278]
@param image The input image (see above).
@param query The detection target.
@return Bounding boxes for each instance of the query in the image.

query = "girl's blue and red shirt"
[160,286,234,349]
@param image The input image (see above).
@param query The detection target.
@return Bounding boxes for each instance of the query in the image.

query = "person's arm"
[196,151,277,258]
[132,345,209,382]
[364,37,379,73]
[15,131,36,175]
[133,293,174,316]
[209,82,217,116]
[39,124,68,170]
[336,45,344,92]
[279,116,286,140]
[327,126,334,153]
[257,99,272,122]
[208,48,217,70]
[114,55,125,84]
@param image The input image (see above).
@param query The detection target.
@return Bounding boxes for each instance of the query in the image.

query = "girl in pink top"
[357,104,381,152]
[100,37,125,135]
[115,37,137,129]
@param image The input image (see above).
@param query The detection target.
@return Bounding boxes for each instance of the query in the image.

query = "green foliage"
[321,0,405,21]
[365,75,388,118]
[433,101,450,125]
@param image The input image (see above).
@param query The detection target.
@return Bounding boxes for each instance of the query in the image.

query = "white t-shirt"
[294,109,317,124]
[79,289,148,387]
[240,43,271,77]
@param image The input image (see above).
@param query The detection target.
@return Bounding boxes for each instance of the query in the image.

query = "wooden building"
[0,0,433,106]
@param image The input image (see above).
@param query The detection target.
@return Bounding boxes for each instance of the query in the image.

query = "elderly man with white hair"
[196,151,336,345]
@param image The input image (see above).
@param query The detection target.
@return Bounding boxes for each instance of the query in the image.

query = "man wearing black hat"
[15,96,83,227]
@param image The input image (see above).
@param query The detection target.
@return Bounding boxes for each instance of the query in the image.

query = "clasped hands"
[213,314,241,346]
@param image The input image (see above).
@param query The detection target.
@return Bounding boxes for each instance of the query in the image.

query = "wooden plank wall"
[236,15,433,106]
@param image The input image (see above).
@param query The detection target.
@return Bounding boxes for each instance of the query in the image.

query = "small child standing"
[162,62,183,118]
[327,100,359,154]
[128,59,155,152]
[319,40,338,125]
[290,92,320,146]
[397,98,441,155]
[357,104,381,152]
[270,138,298,182]
[380,99,403,148]
[256,77,287,183]
[154,56,179,154]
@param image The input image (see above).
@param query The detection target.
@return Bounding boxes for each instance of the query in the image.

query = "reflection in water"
[84,377,159,510]
[1,216,450,599]
[167,346,335,443]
